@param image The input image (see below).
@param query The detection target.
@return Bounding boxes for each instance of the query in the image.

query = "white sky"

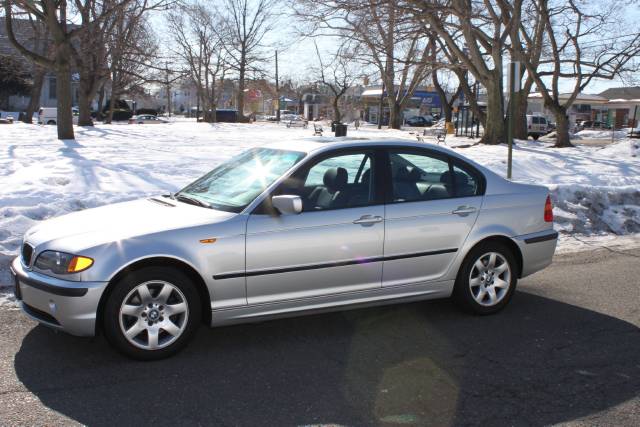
[149,3,638,96]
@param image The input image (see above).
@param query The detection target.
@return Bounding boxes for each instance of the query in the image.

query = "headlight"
[34,251,94,274]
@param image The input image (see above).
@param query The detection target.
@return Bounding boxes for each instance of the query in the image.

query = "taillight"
[544,195,553,222]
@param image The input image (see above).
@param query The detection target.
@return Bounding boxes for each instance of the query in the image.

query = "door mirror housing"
[272,195,302,215]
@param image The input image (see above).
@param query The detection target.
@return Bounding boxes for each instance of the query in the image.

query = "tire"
[452,242,518,315]
[47,120,56,125]
[532,134,540,140]
[102,266,202,360]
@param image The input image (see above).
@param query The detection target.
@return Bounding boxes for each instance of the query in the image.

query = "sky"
[149,2,638,96]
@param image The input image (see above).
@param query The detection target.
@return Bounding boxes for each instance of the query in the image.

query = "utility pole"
[507,61,521,180]
[275,50,280,122]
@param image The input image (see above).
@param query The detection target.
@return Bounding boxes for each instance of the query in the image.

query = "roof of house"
[598,87,640,100]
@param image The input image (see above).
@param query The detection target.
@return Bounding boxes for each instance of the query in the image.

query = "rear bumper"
[514,230,558,277]
[10,257,107,337]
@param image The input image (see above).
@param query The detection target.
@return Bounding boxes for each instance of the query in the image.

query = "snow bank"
[1,121,638,301]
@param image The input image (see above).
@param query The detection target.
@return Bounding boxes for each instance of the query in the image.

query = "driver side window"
[284,152,375,212]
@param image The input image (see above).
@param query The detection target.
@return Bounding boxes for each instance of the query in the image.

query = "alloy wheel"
[468,252,512,307]
[118,280,189,350]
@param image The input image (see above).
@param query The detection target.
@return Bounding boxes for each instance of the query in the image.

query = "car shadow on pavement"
[14,291,640,426]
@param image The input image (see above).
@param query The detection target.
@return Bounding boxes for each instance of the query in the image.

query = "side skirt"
[210,279,454,327]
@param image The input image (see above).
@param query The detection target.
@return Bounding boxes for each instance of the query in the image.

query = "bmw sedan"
[11,139,558,359]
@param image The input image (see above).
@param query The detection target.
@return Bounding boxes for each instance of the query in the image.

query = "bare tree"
[167,2,227,122]
[313,42,357,123]
[510,0,640,147]
[295,0,432,129]
[218,0,278,121]
[104,1,159,123]
[5,0,81,138]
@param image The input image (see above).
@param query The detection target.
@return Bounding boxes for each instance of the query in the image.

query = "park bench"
[313,123,323,136]
[286,119,308,129]
[417,128,447,145]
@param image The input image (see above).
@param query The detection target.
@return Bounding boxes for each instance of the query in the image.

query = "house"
[0,17,81,112]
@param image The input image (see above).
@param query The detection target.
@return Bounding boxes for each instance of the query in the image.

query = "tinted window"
[532,116,540,124]
[452,164,480,197]
[389,152,452,202]
[281,152,375,211]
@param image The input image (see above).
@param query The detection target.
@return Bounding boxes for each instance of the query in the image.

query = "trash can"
[335,123,347,137]
[331,120,340,131]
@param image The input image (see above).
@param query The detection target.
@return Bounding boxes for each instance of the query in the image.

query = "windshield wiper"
[175,193,212,209]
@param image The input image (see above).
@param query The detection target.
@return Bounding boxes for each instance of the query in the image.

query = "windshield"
[177,148,305,212]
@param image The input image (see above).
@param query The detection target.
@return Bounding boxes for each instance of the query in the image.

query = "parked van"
[38,107,79,125]
[526,115,549,140]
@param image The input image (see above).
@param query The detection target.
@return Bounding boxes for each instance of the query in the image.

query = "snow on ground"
[1,119,639,304]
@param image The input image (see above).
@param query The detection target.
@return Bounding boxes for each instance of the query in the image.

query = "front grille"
[23,303,60,326]
[21,243,34,266]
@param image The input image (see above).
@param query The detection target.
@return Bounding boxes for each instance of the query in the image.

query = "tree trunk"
[480,82,504,145]
[105,87,117,124]
[377,83,384,129]
[237,59,246,121]
[332,97,341,122]
[77,76,94,126]
[554,110,573,148]
[511,90,529,140]
[96,84,105,120]
[24,68,45,124]
[55,51,74,140]
[389,100,402,129]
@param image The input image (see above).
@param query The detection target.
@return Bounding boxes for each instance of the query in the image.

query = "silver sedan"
[11,139,558,359]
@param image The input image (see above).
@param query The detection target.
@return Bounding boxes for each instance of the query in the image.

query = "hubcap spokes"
[119,281,189,350]
[469,252,511,306]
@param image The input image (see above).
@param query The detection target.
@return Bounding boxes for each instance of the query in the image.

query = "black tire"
[47,120,56,125]
[452,242,518,315]
[532,134,540,140]
[102,266,202,360]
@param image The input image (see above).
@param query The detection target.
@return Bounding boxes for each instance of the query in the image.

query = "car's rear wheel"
[453,242,517,314]
[47,120,56,125]
[103,267,201,360]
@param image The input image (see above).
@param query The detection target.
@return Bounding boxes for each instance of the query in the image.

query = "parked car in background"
[579,120,611,130]
[405,116,434,127]
[526,115,549,140]
[38,107,79,125]
[128,115,168,124]
[12,139,558,360]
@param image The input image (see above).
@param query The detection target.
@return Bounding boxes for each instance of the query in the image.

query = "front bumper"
[10,257,108,337]
[514,229,559,277]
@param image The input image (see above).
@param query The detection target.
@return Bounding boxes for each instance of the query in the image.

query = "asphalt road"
[0,247,639,427]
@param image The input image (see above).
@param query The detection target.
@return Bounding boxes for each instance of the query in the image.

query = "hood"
[24,197,236,252]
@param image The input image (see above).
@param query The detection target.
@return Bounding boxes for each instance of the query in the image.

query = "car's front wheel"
[453,242,517,314]
[103,267,201,360]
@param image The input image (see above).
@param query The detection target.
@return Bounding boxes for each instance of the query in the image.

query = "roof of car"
[262,137,456,157]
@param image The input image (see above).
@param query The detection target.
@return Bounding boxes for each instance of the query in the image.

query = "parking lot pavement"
[0,247,639,427]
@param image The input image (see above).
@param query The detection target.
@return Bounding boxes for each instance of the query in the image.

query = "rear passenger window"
[532,117,540,124]
[452,164,479,197]
[389,151,482,203]
[389,152,452,202]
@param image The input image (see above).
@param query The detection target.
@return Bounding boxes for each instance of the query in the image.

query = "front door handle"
[353,215,383,225]
[452,206,477,216]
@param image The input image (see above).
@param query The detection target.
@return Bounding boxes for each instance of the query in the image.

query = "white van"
[526,115,549,140]
[38,107,79,125]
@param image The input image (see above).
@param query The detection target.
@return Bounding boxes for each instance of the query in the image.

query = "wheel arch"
[96,256,212,335]
[462,235,524,278]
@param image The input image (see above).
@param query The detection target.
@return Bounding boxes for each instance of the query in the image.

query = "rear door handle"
[353,215,383,225]
[452,206,477,216]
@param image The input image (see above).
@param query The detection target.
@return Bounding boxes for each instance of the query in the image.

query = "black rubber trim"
[16,273,88,297]
[23,302,60,325]
[524,231,559,244]
[213,248,458,280]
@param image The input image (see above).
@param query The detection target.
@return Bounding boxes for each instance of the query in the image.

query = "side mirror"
[272,195,302,215]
